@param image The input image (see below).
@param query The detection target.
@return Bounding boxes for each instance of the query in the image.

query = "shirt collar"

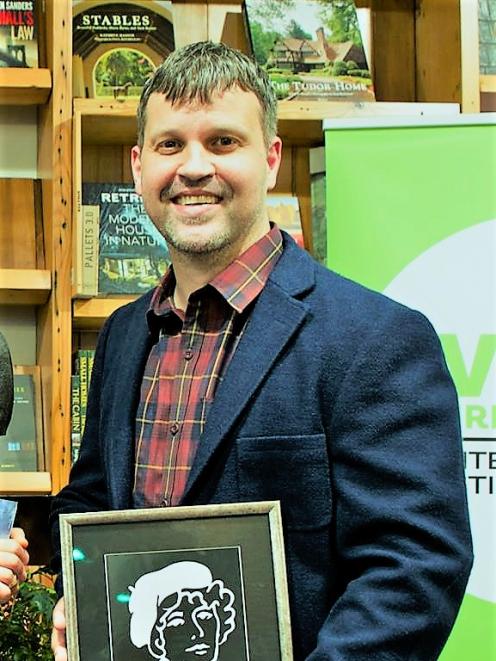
[147,224,283,333]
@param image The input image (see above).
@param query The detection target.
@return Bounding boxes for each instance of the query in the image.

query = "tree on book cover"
[83,183,170,295]
[244,0,374,102]
[0,0,39,68]
[72,1,174,98]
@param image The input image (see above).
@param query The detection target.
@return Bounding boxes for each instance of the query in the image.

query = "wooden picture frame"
[60,501,293,661]
[0,365,44,471]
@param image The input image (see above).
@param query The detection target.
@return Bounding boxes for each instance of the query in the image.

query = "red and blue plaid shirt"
[133,225,283,508]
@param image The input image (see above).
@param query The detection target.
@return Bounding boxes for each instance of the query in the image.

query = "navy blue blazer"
[51,235,472,660]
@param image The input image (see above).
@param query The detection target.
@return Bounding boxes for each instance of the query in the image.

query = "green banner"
[325,115,496,660]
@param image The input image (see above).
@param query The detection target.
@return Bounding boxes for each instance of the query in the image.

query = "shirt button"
[184,349,193,360]
[171,423,179,435]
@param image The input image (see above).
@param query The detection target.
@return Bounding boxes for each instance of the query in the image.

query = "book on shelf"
[243,0,374,103]
[309,146,326,265]
[0,366,43,471]
[0,0,39,68]
[70,375,81,465]
[266,194,304,249]
[72,349,95,462]
[75,182,170,296]
[72,0,175,99]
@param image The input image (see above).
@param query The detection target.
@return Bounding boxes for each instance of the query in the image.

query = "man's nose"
[176,144,215,181]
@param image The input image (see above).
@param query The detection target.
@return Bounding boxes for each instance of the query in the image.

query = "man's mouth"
[172,194,221,206]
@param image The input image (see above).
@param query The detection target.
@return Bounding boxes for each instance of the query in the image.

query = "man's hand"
[52,596,67,661]
[0,527,29,602]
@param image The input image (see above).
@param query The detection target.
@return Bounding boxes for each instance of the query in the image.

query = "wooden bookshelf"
[0,269,51,305]
[73,296,137,330]
[0,472,51,495]
[0,68,52,106]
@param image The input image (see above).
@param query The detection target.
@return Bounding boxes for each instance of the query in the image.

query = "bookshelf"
[0,0,485,503]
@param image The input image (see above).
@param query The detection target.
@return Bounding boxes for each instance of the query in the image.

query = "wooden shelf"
[0,472,52,495]
[0,269,51,305]
[0,68,52,105]
[73,296,137,329]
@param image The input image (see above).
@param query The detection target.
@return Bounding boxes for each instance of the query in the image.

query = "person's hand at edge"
[0,527,29,602]
[52,596,67,661]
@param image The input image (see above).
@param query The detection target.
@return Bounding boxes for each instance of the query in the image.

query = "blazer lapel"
[183,238,315,498]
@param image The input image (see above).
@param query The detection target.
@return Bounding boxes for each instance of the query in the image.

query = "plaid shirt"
[133,225,283,508]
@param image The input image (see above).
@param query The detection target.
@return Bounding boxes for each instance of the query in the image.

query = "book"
[309,146,326,265]
[266,194,304,248]
[70,375,81,464]
[0,0,39,68]
[73,349,95,440]
[0,366,43,471]
[244,0,374,102]
[72,1,175,99]
[79,182,170,296]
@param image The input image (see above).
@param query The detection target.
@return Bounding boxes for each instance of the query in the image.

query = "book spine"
[81,204,100,296]
[78,351,88,436]
[70,374,81,464]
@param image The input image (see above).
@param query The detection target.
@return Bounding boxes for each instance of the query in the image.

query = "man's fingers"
[0,549,27,580]
[51,597,67,660]
[10,527,29,549]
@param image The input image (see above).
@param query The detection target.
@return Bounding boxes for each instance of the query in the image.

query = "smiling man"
[50,41,472,660]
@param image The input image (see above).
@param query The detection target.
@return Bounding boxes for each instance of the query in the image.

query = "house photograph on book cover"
[72,1,174,99]
[83,183,170,295]
[244,0,374,102]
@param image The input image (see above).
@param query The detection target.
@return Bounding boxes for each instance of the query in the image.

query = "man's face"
[131,87,282,260]
[152,593,220,661]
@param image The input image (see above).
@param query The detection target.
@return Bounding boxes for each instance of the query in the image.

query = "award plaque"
[60,501,293,660]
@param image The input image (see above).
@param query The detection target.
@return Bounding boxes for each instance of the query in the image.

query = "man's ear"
[266,136,282,191]
[131,145,143,195]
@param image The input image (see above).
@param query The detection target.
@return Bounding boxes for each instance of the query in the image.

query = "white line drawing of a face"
[128,560,236,661]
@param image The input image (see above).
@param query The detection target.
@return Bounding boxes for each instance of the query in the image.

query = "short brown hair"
[136,41,278,147]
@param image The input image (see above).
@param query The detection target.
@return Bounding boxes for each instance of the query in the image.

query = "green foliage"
[313,0,363,46]
[249,21,281,65]
[346,59,359,71]
[287,19,312,40]
[332,60,349,76]
[0,569,57,661]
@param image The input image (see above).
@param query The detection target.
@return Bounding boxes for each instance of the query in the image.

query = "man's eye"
[213,136,237,148]
[158,140,180,151]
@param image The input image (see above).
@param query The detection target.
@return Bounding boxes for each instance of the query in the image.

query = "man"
[0,528,29,602]
[50,41,472,660]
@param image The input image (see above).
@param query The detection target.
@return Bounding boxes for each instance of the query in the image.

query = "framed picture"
[0,365,44,471]
[60,501,293,661]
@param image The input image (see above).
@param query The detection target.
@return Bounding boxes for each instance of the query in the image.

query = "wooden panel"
[293,147,312,253]
[415,0,462,104]
[460,0,481,112]
[73,297,136,330]
[0,179,37,269]
[0,269,51,305]
[371,0,416,101]
[0,68,51,106]
[173,3,208,46]
[0,471,51,495]
[37,0,73,493]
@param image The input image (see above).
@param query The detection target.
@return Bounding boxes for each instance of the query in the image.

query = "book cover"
[0,368,41,471]
[82,183,170,295]
[72,0,174,99]
[266,194,304,248]
[0,0,39,68]
[244,0,374,102]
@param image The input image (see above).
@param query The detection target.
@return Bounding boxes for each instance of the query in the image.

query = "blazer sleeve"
[309,306,473,660]
[49,315,114,591]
